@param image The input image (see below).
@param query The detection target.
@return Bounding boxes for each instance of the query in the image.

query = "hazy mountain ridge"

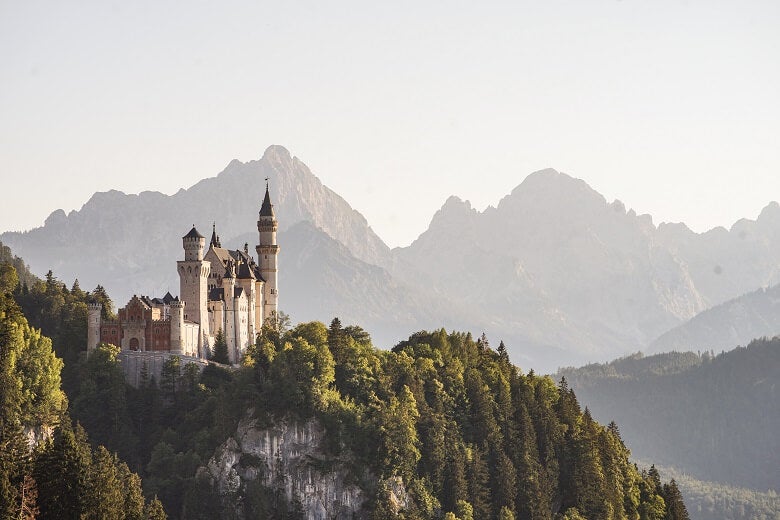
[395,168,780,362]
[5,152,780,369]
[558,340,780,491]
[228,221,477,349]
[650,282,780,353]
[395,169,708,358]
[0,145,388,299]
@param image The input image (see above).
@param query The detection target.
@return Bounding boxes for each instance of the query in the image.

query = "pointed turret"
[259,183,275,217]
[257,180,279,323]
[210,222,221,248]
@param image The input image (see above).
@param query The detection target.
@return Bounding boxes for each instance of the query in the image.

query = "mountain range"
[4,145,780,371]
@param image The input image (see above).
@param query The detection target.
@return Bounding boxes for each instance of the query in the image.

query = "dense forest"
[558,346,779,493]
[0,262,166,518]
[0,247,692,519]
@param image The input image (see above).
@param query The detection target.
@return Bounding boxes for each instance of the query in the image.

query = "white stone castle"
[87,184,279,364]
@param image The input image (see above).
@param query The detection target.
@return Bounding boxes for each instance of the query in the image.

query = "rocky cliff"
[201,416,366,519]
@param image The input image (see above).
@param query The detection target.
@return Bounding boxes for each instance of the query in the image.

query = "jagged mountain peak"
[262,144,293,162]
[757,201,780,225]
[497,168,607,215]
[429,195,476,226]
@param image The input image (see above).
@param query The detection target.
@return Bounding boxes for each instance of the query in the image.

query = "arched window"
[129,338,139,351]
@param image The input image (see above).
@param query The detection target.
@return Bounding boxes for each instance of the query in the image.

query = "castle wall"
[148,321,171,351]
[182,322,200,357]
[118,351,209,388]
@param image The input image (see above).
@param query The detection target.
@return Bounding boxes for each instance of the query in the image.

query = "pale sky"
[1,0,779,248]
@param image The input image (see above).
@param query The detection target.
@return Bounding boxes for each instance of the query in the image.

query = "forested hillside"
[647,464,779,520]
[558,344,779,492]
[1,265,688,519]
[0,263,166,518]
[61,320,689,519]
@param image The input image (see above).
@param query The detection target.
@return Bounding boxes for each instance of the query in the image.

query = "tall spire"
[210,222,221,248]
[259,179,275,217]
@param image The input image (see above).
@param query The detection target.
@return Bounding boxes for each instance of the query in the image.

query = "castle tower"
[177,226,211,352]
[236,259,257,341]
[256,182,279,323]
[170,299,184,354]
[222,261,238,362]
[87,302,102,351]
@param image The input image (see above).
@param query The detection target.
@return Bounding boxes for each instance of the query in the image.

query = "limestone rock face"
[202,416,365,519]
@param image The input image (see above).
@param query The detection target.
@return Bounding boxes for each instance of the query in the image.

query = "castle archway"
[129,338,139,351]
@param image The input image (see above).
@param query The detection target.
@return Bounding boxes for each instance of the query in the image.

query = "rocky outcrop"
[201,416,366,519]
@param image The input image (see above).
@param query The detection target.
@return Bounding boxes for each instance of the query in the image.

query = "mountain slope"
[558,341,780,491]
[230,221,475,349]
[6,156,780,370]
[394,168,780,363]
[0,145,388,304]
[394,169,707,359]
[649,283,780,353]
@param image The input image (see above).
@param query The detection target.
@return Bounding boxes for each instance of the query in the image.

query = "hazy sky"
[1,0,779,248]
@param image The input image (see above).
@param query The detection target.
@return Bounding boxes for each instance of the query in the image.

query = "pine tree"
[118,461,146,520]
[327,317,346,360]
[34,421,92,519]
[455,499,474,520]
[662,480,689,520]
[442,441,468,514]
[468,446,492,519]
[82,446,125,520]
[211,328,230,364]
[497,340,509,363]
[144,496,168,520]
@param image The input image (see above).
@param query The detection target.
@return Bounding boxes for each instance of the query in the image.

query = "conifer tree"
[82,446,125,520]
[467,446,492,519]
[211,328,230,364]
[662,480,689,520]
[144,496,168,520]
[34,421,92,518]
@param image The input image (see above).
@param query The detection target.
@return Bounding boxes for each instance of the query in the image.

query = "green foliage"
[72,344,137,457]
[0,263,18,294]
[145,496,168,520]
[0,266,163,519]
[0,268,65,429]
[12,266,114,396]
[7,265,688,520]
[210,328,230,365]
[558,343,779,491]
[0,242,36,289]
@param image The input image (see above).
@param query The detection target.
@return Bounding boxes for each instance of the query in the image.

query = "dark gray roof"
[259,187,275,217]
[237,261,255,279]
[183,226,204,239]
[210,223,221,248]
[208,287,224,301]
[224,260,235,278]
[234,287,244,298]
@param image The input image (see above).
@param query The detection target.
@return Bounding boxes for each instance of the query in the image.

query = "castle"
[87,184,279,365]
